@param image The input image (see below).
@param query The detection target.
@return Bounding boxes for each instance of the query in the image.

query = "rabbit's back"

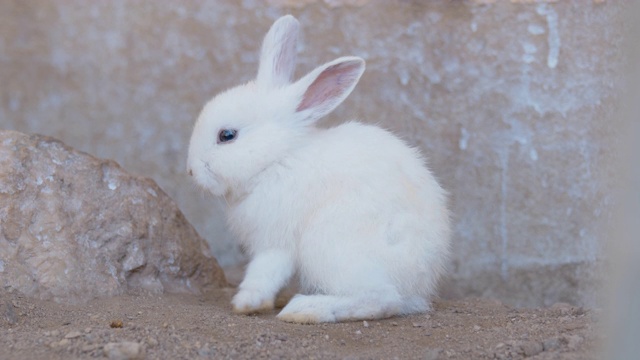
[294,122,450,296]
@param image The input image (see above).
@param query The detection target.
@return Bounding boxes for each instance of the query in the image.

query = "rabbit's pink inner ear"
[296,61,362,112]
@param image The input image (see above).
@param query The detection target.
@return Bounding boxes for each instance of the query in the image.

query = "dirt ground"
[1,279,602,360]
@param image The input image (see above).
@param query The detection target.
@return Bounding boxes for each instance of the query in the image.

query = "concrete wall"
[0,0,625,307]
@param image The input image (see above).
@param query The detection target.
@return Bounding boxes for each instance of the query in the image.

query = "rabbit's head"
[187,15,365,196]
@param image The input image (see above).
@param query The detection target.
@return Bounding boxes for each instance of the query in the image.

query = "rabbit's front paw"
[232,289,275,314]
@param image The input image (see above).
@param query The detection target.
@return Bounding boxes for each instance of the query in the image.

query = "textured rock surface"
[0,0,626,306]
[0,130,226,304]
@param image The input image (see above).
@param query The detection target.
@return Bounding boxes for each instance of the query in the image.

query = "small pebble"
[355,330,362,335]
[363,320,369,328]
[424,348,443,360]
[110,320,123,328]
[82,344,102,353]
[473,325,481,331]
[198,345,212,357]
[65,331,82,339]
[147,337,158,347]
[104,341,145,360]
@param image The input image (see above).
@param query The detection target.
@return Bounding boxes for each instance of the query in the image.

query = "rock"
[0,131,227,304]
[103,341,145,360]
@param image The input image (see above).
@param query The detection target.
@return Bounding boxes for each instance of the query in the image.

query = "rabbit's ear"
[256,15,300,88]
[293,56,365,124]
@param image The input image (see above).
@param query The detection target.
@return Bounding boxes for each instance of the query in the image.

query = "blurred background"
[0,0,625,308]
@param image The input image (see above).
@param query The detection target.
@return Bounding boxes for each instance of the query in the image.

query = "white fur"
[187,15,451,323]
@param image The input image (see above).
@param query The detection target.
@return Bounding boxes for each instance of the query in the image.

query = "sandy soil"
[1,281,601,360]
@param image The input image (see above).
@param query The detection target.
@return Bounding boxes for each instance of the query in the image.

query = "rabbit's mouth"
[201,161,228,197]
[205,164,229,196]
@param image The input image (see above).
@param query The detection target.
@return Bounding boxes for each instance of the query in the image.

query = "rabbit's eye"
[217,129,238,144]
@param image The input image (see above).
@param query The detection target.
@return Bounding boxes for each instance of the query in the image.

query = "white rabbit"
[187,15,451,323]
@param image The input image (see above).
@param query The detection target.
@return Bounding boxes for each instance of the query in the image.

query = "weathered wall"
[0,0,624,307]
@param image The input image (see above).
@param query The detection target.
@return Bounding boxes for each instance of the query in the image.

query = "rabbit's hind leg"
[276,287,426,324]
